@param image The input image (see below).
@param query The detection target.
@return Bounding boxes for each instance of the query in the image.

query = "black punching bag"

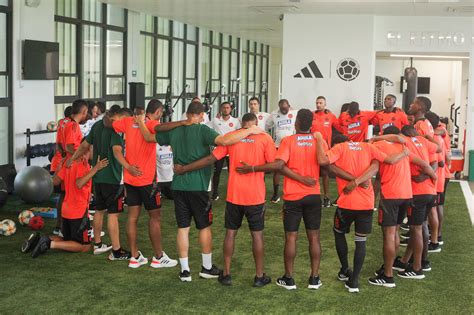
[402,66,418,112]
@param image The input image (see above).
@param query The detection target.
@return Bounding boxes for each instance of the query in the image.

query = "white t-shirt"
[180,112,210,125]
[266,109,297,147]
[210,116,241,135]
[80,114,104,137]
[245,112,270,130]
[156,145,174,183]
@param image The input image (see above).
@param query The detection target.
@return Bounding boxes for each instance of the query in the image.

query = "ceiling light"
[390,54,469,59]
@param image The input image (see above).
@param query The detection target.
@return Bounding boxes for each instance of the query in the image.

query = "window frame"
[54,0,128,106]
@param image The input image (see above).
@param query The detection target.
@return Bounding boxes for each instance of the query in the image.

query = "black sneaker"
[400,223,410,231]
[422,260,432,272]
[392,256,408,271]
[374,264,385,277]
[199,264,221,279]
[31,236,51,258]
[211,193,219,201]
[337,268,352,281]
[270,194,280,204]
[368,274,396,288]
[399,238,409,247]
[52,227,61,236]
[276,275,296,290]
[438,235,444,245]
[400,231,410,240]
[108,248,131,261]
[218,273,232,286]
[307,276,322,290]
[323,196,331,208]
[21,232,41,253]
[179,270,192,282]
[253,273,271,287]
[344,280,359,293]
[398,265,425,279]
[428,242,441,253]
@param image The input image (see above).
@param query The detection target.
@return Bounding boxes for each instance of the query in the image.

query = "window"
[139,14,198,121]
[201,30,240,117]
[55,0,127,116]
[0,0,12,164]
[242,40,269,113]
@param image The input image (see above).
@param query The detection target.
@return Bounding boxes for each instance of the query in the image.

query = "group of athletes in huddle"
[20,93,451,293]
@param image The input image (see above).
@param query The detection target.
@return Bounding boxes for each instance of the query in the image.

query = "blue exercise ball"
[14,166,53,204]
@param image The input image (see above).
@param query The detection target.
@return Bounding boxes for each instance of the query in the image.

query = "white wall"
[268,46,282,113]
[12,1,56,169]
[282,14,375,113]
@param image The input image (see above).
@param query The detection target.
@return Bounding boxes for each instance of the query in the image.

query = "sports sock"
[179,257,190,272]
[202,253,212,270]
[273,184,279,196]
[334,230,349,271]
[95,242,102,247]
[352,235,367,286]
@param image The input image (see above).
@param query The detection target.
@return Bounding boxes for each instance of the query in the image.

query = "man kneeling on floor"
[22,144,108,257]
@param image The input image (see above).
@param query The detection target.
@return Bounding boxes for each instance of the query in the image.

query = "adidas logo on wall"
[294,60,323,78]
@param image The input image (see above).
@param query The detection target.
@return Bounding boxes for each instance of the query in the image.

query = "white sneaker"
[128,251,148,268]
[88,230,105,239]
[150,251,178,268]
[93,243,112,255]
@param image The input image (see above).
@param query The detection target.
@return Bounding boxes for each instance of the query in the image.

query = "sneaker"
[253,274,271,287]
[89,230,105,239]
[108,248,131,261]
[344,280,359,293]
[400,231,410,240]
[400,223,410,231]
[428,242,441,253]
[218,272,232,286]
[52,227,61,236]
[276,275,297,290]
[337,268,352,281]
[438,236,444,245]
[179,270,192,282]
[374,264,385,277]
[368,274,396,288]
[307,276,322,290]
[331,198,339,207]
[128,251,148,268]
[322,196,331,208]
[93,243,112,255]
[398,265,425,279]
[392,256,408,271]
[211,193,219,201]
[21,232,41,253]
[31,236,51,258]
[199,264,221,279]
[399,238,409,247]
[150,251,178,268]
[422,260,432,272]
[271,194,280,204]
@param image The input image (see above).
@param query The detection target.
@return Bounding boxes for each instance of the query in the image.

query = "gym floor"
[0,175,473,313]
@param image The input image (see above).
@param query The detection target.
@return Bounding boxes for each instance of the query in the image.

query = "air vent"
[446,6,474,13]
[249,5,300,14]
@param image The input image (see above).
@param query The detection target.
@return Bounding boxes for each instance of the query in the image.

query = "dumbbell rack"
[24,129,56,166]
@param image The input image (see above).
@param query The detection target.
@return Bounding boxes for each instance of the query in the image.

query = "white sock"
[202,253,212,270]
[179,257,189,272]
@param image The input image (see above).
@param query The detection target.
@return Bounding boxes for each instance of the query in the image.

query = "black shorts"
[174,191,212,229]
[62,215,91,244]
[225,202,265,231]
[125,183,161,210]
[334,207,373,235]
[283,195,322,232]
[378,199,411,227]
[94,183,124,214]
[408,194,435,226]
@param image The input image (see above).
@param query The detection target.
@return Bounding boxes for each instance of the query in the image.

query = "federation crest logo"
[336,58,360,81]
[288,114,293,119]
[229,122,234,127]
[258,115,263,120]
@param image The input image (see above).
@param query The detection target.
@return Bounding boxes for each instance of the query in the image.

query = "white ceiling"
[101,0,474,47]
